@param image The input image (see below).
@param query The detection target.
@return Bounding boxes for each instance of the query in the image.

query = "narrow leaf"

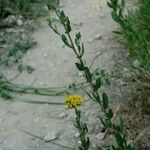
[75,62,84,71]
[102,92,109,109]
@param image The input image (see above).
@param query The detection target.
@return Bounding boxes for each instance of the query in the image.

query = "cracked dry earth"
[0,0,123,150]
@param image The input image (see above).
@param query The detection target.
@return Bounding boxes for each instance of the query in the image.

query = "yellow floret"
[65,95,83,109]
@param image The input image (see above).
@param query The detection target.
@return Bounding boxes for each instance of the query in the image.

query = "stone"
[60,3,64,7]
[43,53,49,58]
[99,14,106,19]
[78,72,84,77]
[18,15,24,20]
[43,5,49,11]
[73,20,82,27]
[17,19,23,26]
[133,60,139,67]
[4,15,17,26]
[59,112,67,118]
[77,140,81,145]
[44,131,60,141]
[74,132,80,138]
[94,34,102,40]
[95,132,105,140]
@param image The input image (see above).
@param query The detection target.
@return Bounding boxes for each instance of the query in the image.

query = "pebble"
[99,14,107,19]
[43,5,49,11]
[2,44,8,49]
[39,82,46,86]
[59,112,67,118]
[43,53,49,58]
[60,3,64,7]
[78,72,84,77]
[94,34,102,40]
[133,60,139,67]
[44,131,60,141]
[73,21,82,27]
[17,19,23,26]
[4,15,17,26]
[95,132,105,140]
[74,132,80,138]
[77,140,82,145]
[18,15,24,20]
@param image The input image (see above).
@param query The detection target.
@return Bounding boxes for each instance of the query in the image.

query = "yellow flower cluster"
[64,95,84,109]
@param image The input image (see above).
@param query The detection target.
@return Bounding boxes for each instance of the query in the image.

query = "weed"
[107,0,150,70]
[0,0,49,19]
[47,1,138,149]
[107,0,150,112]
[1,40,36,67]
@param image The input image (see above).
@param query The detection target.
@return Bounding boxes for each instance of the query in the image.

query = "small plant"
[107,0,150,69]
[0,0,49,19]
[65,95,90,150]
[0,75,12,99]
[47,0,138,149]
[107,0,150,112]
[1,40,36,67]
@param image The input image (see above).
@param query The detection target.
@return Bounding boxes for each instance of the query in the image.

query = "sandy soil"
[0,0,123,149]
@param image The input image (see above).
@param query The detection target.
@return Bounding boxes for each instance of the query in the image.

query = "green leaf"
[112,31,123,34]
[84,67,92,82]
[107,1,113,8]
[76,32,81,39]
[93,77,101,92]
[66,19,71,33]
[80,43,84,57]
[121,0,125,9]
[61,34,70,47]
[115,132,124,147]
[106,108,113,119]
[75,62,84,71]
[60,10,66,20]
[96,77,101,89]
[75,32,81,53]
[47,0,59,10]
[99,116,108,128]
[111,11,120,23]
[102,92,109,109]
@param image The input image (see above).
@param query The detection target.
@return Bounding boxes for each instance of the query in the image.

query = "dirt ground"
[0,0,125,149]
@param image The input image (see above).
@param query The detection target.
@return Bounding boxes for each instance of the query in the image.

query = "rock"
[2,44,8,49]
[99,14,107,19]
[60,3,64,7]
[43,53,49,58]
[77,140,81,145]
[4,15,17,26]
[95,132,105,140]
[133,60,139,67]
[74,132,80,138]
[43,5,49,11]
[73,20,82,27]
[17,19,23,26]
[78,72,84,77]
[59,112,67,118]
[44,131,60,141]
[94,34,102,40]
[18,15,24,20]
[39,82,46,86]
[24,20,34,30]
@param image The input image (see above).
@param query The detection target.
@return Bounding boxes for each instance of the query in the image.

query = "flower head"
[65,95,83,109]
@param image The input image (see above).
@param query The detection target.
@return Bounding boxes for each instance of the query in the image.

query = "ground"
[0,0,126,150]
